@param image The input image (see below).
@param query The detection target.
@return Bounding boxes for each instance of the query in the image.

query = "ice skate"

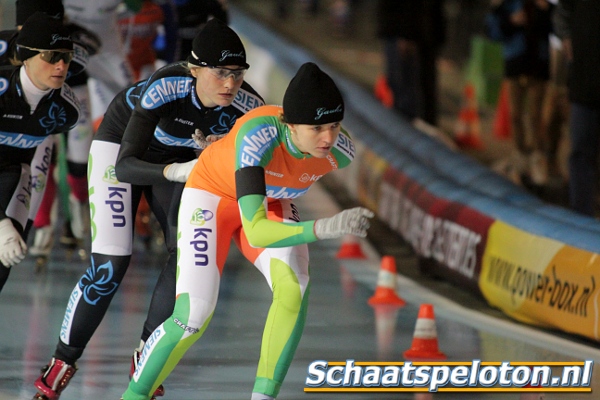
[130,350,164,398]
[67,193,89,241]
[30,226,54,273]
[135,195,153,250]
[59,222,83,261]
[59,194,89,260]
[528,150,548,186]
[32,358,77,400]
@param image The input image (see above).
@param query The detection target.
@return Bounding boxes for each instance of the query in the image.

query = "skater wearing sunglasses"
[0,0,102,266]
[0,12,80,284]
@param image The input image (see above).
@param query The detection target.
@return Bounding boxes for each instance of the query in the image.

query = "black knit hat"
[16,11,72,61]
[187,18,249,69]
[283,62,344,125]
[16,0,64,26]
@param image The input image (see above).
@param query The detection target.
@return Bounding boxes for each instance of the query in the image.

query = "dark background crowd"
[235,0,599,218]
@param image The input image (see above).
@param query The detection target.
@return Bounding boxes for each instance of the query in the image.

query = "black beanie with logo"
[283,62,344,125]
[188,18,249,69]
[16,0,64,26]
[16,11,73,61]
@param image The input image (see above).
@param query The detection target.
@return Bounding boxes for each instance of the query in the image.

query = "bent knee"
[272,274,309,313]
[172,294,216,331]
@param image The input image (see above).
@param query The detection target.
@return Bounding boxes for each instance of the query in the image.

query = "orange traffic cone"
[493,81,512,140]
[368,256,406,306]
[454,83,484,149]
[403,304,446,360]
[335,235,366,259]
[374,73,394,109]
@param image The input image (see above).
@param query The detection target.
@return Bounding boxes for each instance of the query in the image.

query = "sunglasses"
[205,66,247,81]
[19,45,74,64]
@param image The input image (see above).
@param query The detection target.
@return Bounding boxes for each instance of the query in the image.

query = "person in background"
[486,0,554,186]
[62,0,141,132]
[150,0,179,64]
[276,0,319,19]
[33,18,264,400]
[118,0,177,249]
[120,62,374,400]
[543,0,569,181]
[0,12,80,288]
[174,0,228,61]
[553,0,600,216]
[376,0,446,126]
[118,0,166,81]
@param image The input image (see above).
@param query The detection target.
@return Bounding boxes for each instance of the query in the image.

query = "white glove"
[314,207,374,240]
[163,159,198,182]
[192,129,226,149]
[0,218,27,267]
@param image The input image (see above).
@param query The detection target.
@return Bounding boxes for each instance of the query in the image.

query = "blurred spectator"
[486,0,553,186]
[376,0,446,126]
[118,0,165,81]
[543,0,569,180]
[153,0,179,63]
[275,0,319,19]
[175,0,228,60]
[62,0,141,131]
[554,0,600,216]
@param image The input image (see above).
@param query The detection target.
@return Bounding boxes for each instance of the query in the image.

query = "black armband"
[236,166,266,200]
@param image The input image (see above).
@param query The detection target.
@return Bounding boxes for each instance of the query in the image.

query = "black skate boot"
[60,221,86,261]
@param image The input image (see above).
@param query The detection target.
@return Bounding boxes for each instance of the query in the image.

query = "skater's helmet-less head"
[281,62,345,159]
[187,18,249,69]
[282,62,344,125]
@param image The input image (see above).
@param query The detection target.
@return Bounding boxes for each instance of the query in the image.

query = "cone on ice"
[339,264,357,298]
[335,235,366,259]
[493,81,511,140]
[372,304,400,360]
[368,256,406,306]
[374,73,394,109]
[454,83,484,150]
[403,304,446,360]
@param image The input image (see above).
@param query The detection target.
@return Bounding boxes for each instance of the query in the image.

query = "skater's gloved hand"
[0,218,27,267]
[314,207,374,240]
[192,129,226,149]
[163,159,198,182]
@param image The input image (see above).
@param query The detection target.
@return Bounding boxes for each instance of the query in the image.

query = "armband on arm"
[236,166,266,199]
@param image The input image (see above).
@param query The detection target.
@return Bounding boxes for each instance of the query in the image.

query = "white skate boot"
[29,226,54,272]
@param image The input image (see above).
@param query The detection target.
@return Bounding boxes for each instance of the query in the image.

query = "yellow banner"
[480,221,600,340]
